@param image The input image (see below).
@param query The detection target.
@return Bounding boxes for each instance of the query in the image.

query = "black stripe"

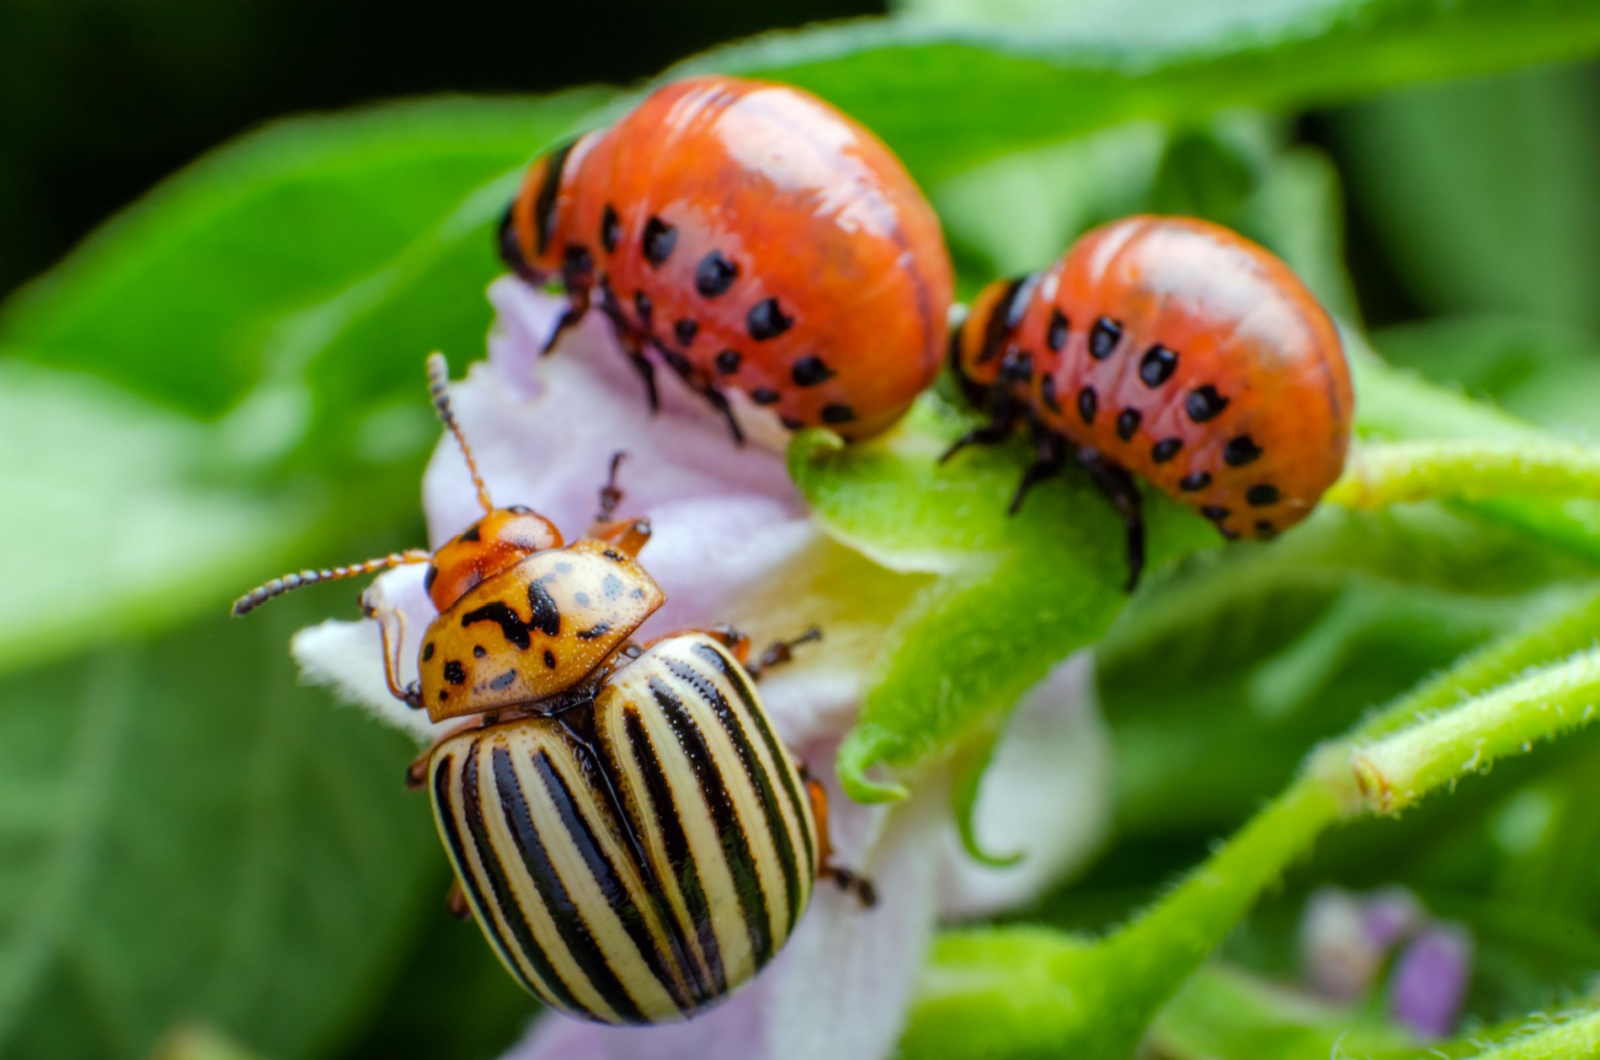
[497,747,647,1023]
[650,675,773,968]
[433,753,536,996]
[621,707,727,1001]
[538,734,695,1013]
[691,641,816,881]
[533,140,576,255]
[457,741,585,1012]
[664,655,803,934]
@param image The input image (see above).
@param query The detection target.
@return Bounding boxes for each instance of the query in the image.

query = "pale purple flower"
[1300,885,1470,1041]
[292,277,1111,1060]
[1390,924,1473,1041]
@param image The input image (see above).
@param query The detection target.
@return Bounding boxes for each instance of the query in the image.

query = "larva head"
[499,137,586,285]
[953,276,1033,393]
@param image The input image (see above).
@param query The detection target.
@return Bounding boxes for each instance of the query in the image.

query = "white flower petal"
[934,652,1113,918]
[289,561,442,743]
[504,756,943,1060]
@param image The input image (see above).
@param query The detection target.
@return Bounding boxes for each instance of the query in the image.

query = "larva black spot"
[1224,435,1263,467]
[642,216,677,266]
[999,350,1033,384]
[1247,484,1281,506]
[1041,374,1061,413]
[1140,344,1178,386]
[421,642,435,662]
[490,670,517,691]
[1090,317,1123,360]
[544,650,557,669]
[1116,408,1141,441]
[1255,519,1277,538]
[791,356,835,387]
[695,251,738,297]
[600,204,621,253]
[472,645,486,659]
[1180,471,1212,491]
[633,290,653,326]
[751,387,780,405]
[715,349,741,375]
[1077,386,1097,425]
[1186,385,1229,422]
[1151,438,1183,463]
[780,415,804,430]
[443,660,466,685]
[459,525,481,543]
[575,592,591,606]
[747,298,794,341]
[601,574,625,600]
[822,404,855,424]
[1047,309,1070,352]
[555,562,574,574]
[674,318,699,347]
[1200,505,1230,523]
[563,244,593,277]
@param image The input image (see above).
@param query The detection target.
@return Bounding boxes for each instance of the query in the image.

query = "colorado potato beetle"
[949,215,1354,589]
[234,354,872,1024]
[499,74,954,444]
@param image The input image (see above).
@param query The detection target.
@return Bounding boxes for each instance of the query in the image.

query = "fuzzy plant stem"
[904,592,1600,1060]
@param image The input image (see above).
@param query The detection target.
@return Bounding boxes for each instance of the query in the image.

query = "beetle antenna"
[426,352,494,514]
[231,550,431,617]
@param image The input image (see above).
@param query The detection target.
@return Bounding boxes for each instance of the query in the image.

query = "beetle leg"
[698,384,745,446]
[803,770,877,908]
[362,592,422,710]
[446,879,472,920]
[405,716,493,789]
[941,386,1022,464]
[748,627,823,680]
[594,450,627,523]
[1007,423,1068,514]
[542,285,591,355]
[1075,445,1145,593]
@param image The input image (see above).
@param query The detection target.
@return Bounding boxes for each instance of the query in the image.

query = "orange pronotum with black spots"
[232,354,873,1024]
[499,74,954,443]
[951,215,1354,588]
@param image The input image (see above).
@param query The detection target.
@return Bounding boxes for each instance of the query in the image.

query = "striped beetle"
[234,354,872,1024]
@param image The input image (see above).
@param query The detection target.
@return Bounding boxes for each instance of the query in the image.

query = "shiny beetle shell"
[500,74,954,441]
[956,215,1353,541]
[429,632,818,1024]
[419,538,665,722]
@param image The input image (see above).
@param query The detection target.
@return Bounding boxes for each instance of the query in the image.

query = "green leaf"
[1335,62,1600,334]
[0,594,439,1060]
[691,0,1600,185]
[1148,963,1414,1060]
[0,358,320,674]
[0,91,606,418]
[792,398,1213,800]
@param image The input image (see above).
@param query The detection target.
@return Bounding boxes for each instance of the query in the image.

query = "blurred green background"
[5,1,1600,1058]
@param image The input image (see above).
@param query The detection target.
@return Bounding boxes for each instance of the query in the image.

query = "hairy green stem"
[1328,440,1600,509]
[1475,1011,1600,1059]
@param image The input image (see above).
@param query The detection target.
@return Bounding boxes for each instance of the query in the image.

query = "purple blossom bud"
[1302,886,1385,1003]
[1389,923,1473,1041]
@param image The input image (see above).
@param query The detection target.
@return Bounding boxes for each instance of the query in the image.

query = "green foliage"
[3,0,1600,1057]
[0,594,437,1060]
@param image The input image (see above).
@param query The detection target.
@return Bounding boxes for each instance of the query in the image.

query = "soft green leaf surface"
[691,0,1600,184]
[1337,62,1600,333]
[0,92,605,418]
[0,358,320,675]
[792,399,1211,799]
[0,596,438,1060]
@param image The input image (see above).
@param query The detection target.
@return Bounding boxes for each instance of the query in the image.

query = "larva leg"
[1076,446,1145,592]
